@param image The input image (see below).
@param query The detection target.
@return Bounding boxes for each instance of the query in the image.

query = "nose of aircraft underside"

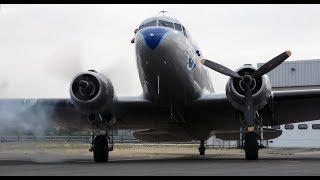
[135,27,193,104]
[135,26,186,63]
[135,26,187,74]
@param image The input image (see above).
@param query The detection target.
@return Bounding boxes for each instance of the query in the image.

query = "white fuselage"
[134,16,214,106]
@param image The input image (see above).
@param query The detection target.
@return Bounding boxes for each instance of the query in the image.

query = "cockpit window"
[158,20,174,29]
[174,23,182,31]
[139,20,157,30]
[145,20,157,27]
[139,24,145,30]
[182,26,188,38]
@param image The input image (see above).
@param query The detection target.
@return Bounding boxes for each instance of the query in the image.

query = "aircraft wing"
[0,96,175,135]
[187,89,320,129]
[182,89,320,140]
[261,89,320,125]
[1,89,320,137]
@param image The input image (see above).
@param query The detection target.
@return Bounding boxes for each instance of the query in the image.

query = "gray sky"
[1,4,320,98]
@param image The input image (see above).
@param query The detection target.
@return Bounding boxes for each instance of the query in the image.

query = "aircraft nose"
[140,28,170,50]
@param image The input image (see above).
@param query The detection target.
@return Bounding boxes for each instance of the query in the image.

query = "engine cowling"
[70,70,115,115]
[225,64,272,111]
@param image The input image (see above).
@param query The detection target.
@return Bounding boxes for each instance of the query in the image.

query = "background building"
[258,59,320,147]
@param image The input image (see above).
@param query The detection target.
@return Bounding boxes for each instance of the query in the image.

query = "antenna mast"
[159,10,168,16]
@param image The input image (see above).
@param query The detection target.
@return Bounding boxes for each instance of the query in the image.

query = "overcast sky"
[1,4,320,98]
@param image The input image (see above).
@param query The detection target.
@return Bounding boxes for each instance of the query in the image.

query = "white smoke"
[45,42,85,82]
[101,59,142,96]
[45,42,142,96]
[0,41,141,136]
[0,99,54,136]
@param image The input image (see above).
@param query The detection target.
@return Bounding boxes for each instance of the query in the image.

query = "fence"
[0,135,140,144]
[0,135,246,148]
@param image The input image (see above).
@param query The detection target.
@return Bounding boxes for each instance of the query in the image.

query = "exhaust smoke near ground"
[0,99,55,136]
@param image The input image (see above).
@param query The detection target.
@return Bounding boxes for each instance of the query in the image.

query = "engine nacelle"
[225,65,272,111]
[70,70,115,115]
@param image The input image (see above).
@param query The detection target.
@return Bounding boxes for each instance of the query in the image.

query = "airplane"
[2,12,320,162]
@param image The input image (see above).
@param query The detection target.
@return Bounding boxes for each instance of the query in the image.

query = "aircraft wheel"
[244,132,259,160]
[198,140,206,155]
[93,135,109,163]
[199,146,206,155]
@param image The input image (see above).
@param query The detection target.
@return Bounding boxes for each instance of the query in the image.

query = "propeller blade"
[243,85,255,129]
[252,51,291,78]
[200,59,242,79]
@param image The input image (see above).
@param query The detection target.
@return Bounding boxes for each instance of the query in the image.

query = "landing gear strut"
[198,140,206,155]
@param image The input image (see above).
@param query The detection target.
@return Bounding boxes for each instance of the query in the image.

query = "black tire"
[93,135,109,163]
[199,147,206,155]
[244,132,259,160]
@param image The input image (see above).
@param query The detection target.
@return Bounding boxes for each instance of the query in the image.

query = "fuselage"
[134,15,214,106]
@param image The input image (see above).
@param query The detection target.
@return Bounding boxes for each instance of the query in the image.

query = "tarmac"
[0,143,320,175]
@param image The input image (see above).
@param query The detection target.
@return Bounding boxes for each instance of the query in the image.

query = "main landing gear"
[244,132,259,160]
[239,113,265,160]
[93,135,109,162]
[89,128,114,163]
[198,140,206,156]
[239,130,260,160]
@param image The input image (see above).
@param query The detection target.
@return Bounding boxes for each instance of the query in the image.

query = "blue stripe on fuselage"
[140,27,171,50]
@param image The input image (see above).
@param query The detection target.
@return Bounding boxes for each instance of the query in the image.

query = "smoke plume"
[0,99,54,136]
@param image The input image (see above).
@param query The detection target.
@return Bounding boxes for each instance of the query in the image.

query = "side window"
[312,124,320,129]
[298,124,308,130]
[174,23,182,31]
[145,20,157,28]
[272,125,281,130]
[182,26,188,38]
[158,20,174,29]
[284,124,294,130]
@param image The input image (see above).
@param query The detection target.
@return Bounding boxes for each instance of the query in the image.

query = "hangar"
[258,59,320,147]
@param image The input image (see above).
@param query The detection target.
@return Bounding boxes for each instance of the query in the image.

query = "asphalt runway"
[1,152,320,175]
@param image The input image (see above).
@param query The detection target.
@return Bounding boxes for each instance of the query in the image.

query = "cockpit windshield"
[138,18,188,39]
[139,20,157,30]
[145,20,157,27]
[158,20,174,29]
[174,23,182,31]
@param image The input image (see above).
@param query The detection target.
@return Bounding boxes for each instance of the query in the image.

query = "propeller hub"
[242,75,252,85]
[79,80,89,89]
[79,80,95,97]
